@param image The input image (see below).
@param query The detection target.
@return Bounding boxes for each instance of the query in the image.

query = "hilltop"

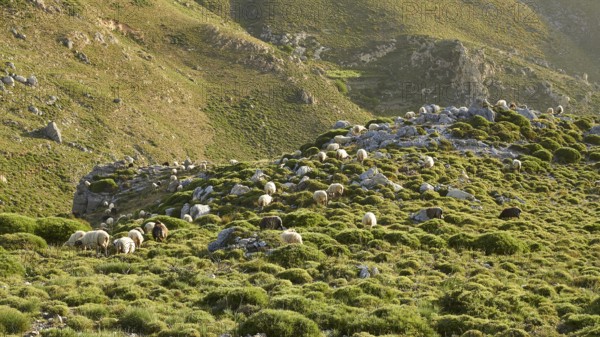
[0,104,599,336]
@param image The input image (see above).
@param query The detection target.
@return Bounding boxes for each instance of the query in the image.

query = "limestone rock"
[44,121,62,143]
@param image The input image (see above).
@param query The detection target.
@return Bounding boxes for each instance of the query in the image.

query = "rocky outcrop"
[44,122,62,143]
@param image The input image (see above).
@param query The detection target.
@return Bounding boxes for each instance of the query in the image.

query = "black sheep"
[259,216,285,230]
[499,207,522,219]
[426,207,443,219]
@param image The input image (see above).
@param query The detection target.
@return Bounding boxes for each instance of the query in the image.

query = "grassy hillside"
[230,0,600,114]
[0,108,599,336]
[0,0,371,216]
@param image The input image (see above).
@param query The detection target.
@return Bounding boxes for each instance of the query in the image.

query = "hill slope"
[0,0,371,216]
[0,106,599,336]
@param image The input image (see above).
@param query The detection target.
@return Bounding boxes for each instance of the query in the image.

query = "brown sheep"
[152,221,169,242]
[259,216,285,230]
[499,207,522,220]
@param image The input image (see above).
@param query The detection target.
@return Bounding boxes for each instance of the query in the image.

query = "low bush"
[0,232,47,251]
[0,306,30,335]
[34,217,91,244]
[554,147,581,164]
[0,213,37,235]
[239,309,321,337]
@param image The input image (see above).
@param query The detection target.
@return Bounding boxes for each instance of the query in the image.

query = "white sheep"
[144,222,156,234]
[334,135,353,144]
[368,123,379,131]
[422,156,435,169]
[405,111,416,119]
[336,149,349,160]
[170,175,178,181]
[176,184,183,191]
[113,237,136,254]
[183,214,193,222]
[317,151,327,162]
[546,108,554,114]
[139,210,146,218]
[352,125,366,135]
[199,162,208,170]
[313,190,328,206]
[258,194,273,209]
[106,217,114,226]
[264,181,276,195]
[326,143,340,151]
[171,168,177,175]
[229,159,239,165]
[362,212,377,229]
[418,107,426,114]
[281,229,303,244]
[556,105,564,115]
[128,229,144,248]
[75,230,110,257]
[356,149,368,163]
[63,230,86,247]
[495,99,507,108]
[512,159,522,173]
[326,183,344,199]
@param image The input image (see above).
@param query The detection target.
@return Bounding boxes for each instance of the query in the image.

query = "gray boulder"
[208,227,236,252]
[190,204,210,220]
[2,76,14,86]
[397,126,419,138]
[333,120,351,129]
[26,75,38,86]
[13,75,27,84]
[588,125,600,135]
[230,184,251,196]
[516,108,536,120]
[44,121,62,143]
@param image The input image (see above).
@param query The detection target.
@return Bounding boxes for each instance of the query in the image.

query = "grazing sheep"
[352,125,366,135]
[139,210,146,218]
[326,143,340,151]
[422,156,435,169]
[368,123,379,131]
[75,230,110,257]
[426,207,444,219]
[336,149,349,160]
[326,183,344,199]
[546,107,554,114]
[171,168,177,175]
[405,111,416,119]
[356,149,368,163]
[499,207,522,219]
[509,102,517,110]
[144,221,156,234]
[264,181,276,195]
[63,230,86,247]
[512,159,522,173]
[128,229,145,248]
[229,159,239,165]
[281,229,303,244]
[170,175,177,181]
[105,217,114,226]
[362,212,377,229]
[199,162,208,170]
[113,237,136,254]
[317,151,327,162]
[133,227,144,234]
[152,221,169,242]
[183,214,193,222]
[495,99,507,108]
[418,107,426,114]
[556,105,564,115]
[258,194,273,210]
[334,135,353,144]
[313,190,328,206]
[259,216,285,230]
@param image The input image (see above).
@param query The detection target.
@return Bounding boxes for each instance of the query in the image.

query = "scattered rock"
[26,75,38,86]
[75,51,90,64]
[190,204,210,220]
[230,184,251,196]
[333,120,351,129]
[13,75,27,84]
[1,76,15,86]
[299,89,316,104]
[43,121,62,143]
[11,28,26,40]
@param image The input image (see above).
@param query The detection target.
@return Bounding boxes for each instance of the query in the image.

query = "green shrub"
[118,307,160,334]
[335,229,374,245]
[584,134,600,145]
[34,217,91,244]
[194,214,222,225]
[77,303,110,320]
[532,149,553,162]
[276,268,313,284]
[0,306,30,334]
[590,152,600,162]
[144,216,192,230]
[0,213,37,235]
[66,315,94,331]
[41,328,76,337]
[474,232,526,255]
[383,231,420,248]
[239,309,321,337]
[0,233,47,251]
[283,210,329,227]
[540,138,561,151]
[448,233,476,251]
[268,244,326,268]
[554,147,582,164]
[0,252,25,277]
[346,305,437,336]
[89,178,119,193]
[202,287,268,312]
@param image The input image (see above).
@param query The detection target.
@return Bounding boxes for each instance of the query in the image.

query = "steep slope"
[0,106,599,336]
[0,0,372,216]
[230,0,600,114]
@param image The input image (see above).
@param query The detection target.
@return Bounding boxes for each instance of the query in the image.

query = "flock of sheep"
[63,220,168,257]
